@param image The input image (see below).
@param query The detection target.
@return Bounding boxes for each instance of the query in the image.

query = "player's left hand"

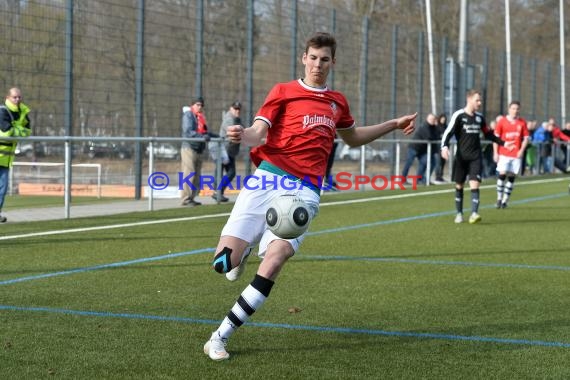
[396,113,417,135]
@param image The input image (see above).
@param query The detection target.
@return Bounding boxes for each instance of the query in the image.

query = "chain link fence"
[1,0,568,206]
[2,0,567,136]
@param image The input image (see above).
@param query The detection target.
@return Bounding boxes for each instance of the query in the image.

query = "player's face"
[302,46,335,88]
[467,93,482,111]
[508,103,520,118]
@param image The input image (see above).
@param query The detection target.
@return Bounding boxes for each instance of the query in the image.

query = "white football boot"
[203,332,230,361]
[225,247,252,282]
[454,213,464,224]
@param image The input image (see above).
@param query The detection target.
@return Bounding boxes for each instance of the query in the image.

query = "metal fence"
[2,0,568,137]
[2,0,569,208]
[9,136,570,192]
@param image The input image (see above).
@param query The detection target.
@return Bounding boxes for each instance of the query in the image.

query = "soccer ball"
[265,194,312,239]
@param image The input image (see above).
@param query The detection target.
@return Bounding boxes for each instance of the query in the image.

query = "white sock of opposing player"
[496,174,506,201]
[502,176,515,204]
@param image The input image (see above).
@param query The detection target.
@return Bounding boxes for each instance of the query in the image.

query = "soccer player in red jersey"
[203,32,417,361]
[493,101,530,208]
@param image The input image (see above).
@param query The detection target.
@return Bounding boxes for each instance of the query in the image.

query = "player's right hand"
[226,125,244,143]
[440,146,449,160]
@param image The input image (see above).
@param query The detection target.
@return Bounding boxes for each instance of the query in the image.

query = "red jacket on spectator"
[552,126,570,142]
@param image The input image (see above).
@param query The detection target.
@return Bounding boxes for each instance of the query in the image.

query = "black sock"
[471,189,480,214]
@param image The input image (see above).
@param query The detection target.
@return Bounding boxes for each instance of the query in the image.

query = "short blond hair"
[466,89,480,99]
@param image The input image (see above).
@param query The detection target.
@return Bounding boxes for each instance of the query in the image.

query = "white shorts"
[220,168,320,257]
[496,155,522,175]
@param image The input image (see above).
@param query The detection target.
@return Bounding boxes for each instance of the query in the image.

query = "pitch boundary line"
[319,176,567,206]
[0,213,230,241]
[1,177,566,242]
[1,304,569,349]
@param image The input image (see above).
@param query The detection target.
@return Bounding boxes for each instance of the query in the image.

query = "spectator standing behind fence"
[548,118,570,173]
[441,89,514,225]
[401,113,438,185]
[532,121,551,173]
[534,119,570,174]
[521,120,538,176]
[202,32,417,361]
[493,101,529,209]
[564,122,570,137]
[180,97,210,207]
[217,101,243,202]
[563,122,570,171]
[0,88,31,223]
[434,113,448,183]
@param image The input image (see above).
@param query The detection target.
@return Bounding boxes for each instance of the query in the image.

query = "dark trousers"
[221,155,237,194]
[402,147,430,183]
[435,152,446,180]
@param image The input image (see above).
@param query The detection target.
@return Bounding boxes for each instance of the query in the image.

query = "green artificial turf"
[1,177,569,379]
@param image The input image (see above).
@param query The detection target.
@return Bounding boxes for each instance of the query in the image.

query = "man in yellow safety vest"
[0,87,31,223]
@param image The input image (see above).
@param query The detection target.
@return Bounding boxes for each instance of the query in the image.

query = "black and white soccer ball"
[265,194,312,239]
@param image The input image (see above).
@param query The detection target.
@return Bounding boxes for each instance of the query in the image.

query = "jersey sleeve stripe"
[254,116,272,128]
[441,109,462,148]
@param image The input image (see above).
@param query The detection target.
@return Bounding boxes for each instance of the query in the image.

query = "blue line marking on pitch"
[1,192,567,286]
[300,255,570,271]
[1,304,569,349]
[2,191,568,350]
[0,248,214,286]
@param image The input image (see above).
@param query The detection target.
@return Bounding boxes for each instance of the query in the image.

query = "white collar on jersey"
[298,78,328,91]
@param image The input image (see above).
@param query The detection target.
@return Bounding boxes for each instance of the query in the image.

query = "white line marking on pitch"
[0,177,566,241]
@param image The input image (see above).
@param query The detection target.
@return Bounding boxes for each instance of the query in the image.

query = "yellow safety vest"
[0,100,31,168]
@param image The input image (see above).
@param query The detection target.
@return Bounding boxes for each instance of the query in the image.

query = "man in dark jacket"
[401,113,439,184]
[217,101,243,202]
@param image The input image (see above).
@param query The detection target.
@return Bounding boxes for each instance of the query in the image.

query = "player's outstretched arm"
[338,112,417,147]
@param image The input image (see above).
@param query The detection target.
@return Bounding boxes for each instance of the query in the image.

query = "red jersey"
[494,116,529,157]
[251,79,355,187]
